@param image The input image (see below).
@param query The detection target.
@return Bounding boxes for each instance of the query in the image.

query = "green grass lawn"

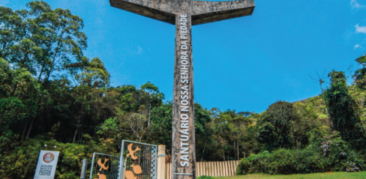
[213,172,366,179]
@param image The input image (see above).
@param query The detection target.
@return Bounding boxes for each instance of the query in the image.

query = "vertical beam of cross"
[172,6,195,179]
[109,0,255,178]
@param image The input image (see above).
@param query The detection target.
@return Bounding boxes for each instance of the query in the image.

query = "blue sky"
[3,0,366,113]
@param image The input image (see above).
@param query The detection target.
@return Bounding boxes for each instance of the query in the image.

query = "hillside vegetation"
[1,1,366,178]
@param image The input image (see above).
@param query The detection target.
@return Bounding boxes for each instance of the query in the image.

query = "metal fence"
[89,153,120,179]
[165,160,240,178]
[118,140,158,179]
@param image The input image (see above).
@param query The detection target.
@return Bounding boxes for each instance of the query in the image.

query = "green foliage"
[75,57,110,88]
[325,70,366,149]
[3,1,366,178]
[0,1,87,82]
[0,138,116,179]
[258,101,300,150]
[354,55,366,88]
[0,58,41,149]
[150,102,173,152]
[149,103,214,158]
[237,136,366,175]
[119,82,164,113]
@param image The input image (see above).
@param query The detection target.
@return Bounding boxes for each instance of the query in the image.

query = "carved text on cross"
[109,0,255,178]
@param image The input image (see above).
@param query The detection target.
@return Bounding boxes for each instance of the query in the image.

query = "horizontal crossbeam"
[109,0,255,25]
[192,1,254,25]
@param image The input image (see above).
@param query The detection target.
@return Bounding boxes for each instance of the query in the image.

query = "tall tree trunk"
[73,126,78,143]
[38,61,46,82]
[11,83,18,96]
[20,52,29,70]
[237,142,240,160]
[44,107,49,132]
[21,118,28,141]
[148,104,151,126]
[73,114,82,143]
[26,118,35,139]
[73,99,84,143]
[320,86,329,114]
[45,32,64,82]
[78,125,84,143]
[201,142,206,162]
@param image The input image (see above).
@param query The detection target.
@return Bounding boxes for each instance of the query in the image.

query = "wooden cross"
[109,0,255,178]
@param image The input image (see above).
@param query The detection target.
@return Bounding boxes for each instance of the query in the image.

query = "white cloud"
[0,0,9,6]
[350,1,366,48]
[356,24,366,34]
[351,0,366,9]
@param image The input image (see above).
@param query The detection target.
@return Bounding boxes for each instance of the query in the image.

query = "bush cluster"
[237,135,365,175]
[0,136,116,178]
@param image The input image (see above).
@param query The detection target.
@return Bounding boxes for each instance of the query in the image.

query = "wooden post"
[158,145,166,179]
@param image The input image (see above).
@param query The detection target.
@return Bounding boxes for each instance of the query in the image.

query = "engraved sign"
[171,12,196,178]
[178,14,191,168]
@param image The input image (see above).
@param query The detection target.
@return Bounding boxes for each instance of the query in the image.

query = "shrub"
[0,137,117,179]
[237,135,366,175]
[258,101,300,150]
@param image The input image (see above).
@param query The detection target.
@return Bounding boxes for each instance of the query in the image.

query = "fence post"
[80,159,88,179]
[157,145,166,179]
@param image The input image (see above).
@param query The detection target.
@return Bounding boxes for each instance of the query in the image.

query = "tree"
[194,103,213,161]
[71,57,110,143]
[0,1,87,83]
[325,70,366,149]
[27,1,87,82]
[0,1,92,142]
[75,57,110,88]
[126,113,148,142]
[150,102,173,152]
[150,102,214,160]
[258,101,300,150]
[309,70,329,115]
[354,55,366,89]
[0,58,40,149]
[0,6,27,61]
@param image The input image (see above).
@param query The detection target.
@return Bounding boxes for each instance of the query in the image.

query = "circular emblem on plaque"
[43,153,55,163]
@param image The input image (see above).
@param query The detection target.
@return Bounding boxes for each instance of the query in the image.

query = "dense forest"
[1,1,366,178]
